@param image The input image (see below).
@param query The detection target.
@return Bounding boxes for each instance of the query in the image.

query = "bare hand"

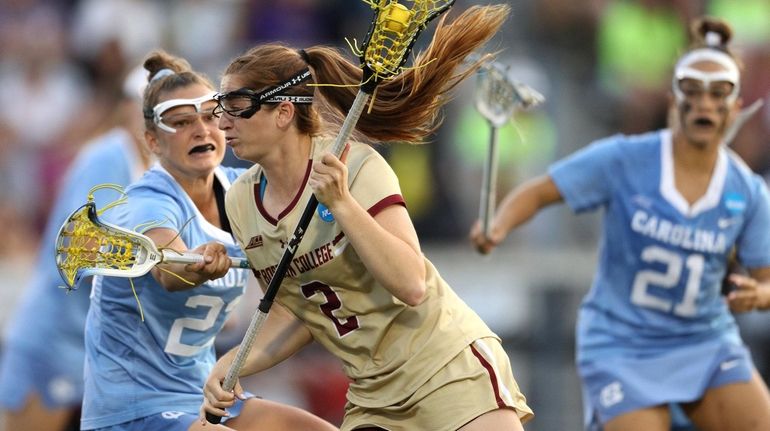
[469,219,503,255]
[309,144,351,210]
[199,359,246,424]
[725,273,762,312]
[186,241,231,281]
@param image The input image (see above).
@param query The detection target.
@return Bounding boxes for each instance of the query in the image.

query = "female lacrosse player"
[79,50,336,431]
[0,66,152,431]
[201,5,533,431]
[470,16,770,431]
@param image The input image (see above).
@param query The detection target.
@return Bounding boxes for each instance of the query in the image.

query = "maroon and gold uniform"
[226,136,532,430]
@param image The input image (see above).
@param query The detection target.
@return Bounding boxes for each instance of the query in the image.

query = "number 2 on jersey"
[631,245,704,317]
[301,281,360,337]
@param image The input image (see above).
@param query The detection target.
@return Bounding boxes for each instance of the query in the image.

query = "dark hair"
[224,4,510,143]
[686,16,741,68]
[141,50,215,131]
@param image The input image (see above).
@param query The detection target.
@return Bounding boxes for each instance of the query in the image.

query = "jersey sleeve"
[122,186,183,234]
[348,147,406,216]
[548,136,620,213]
[736,178,770,269]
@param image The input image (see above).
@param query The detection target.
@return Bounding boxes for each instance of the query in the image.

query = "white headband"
[152,91,217,133]
[673,48,740,103]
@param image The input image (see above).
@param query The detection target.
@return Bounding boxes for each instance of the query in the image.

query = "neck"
[262,133,313,200]
[671,130,720,173]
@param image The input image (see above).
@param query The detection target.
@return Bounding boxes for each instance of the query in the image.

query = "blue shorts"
[0,343,83,410]
[86,395,253,431]
[578,337,754,430]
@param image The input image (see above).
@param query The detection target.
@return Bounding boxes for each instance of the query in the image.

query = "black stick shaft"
[206,91,369,424]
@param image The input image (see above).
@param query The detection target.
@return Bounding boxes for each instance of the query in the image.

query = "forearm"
[228,303,313,377]
[331,197,426,305]
[492,175,563,237]
[151,264,210,291]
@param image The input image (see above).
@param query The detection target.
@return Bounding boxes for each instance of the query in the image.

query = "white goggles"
[151,91,218,133]
[672,49,740,103]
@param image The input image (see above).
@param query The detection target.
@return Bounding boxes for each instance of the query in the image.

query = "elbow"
[400,280,428,306]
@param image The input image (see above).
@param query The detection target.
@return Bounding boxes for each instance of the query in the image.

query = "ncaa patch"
[723,192,746,215]
[317,203,335,222]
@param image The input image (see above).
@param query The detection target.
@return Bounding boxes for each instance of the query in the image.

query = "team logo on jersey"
[599,381,624,408]
[723,192,746,215]
[245,235,263,249]
[317,203,335,222]
[161,411,186,420]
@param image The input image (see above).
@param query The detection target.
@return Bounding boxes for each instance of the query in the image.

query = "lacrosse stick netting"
[205,0,455,424]
[471,55,544,238]
[55,198,250,291]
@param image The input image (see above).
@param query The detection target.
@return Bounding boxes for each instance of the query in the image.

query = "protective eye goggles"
[672,49,740,104]
[213,68,313,119]
[147,91,218,133]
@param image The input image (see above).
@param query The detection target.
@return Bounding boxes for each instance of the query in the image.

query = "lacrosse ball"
[383,4,409,33]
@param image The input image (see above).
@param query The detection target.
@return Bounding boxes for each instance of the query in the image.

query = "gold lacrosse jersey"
[226,136,496,408]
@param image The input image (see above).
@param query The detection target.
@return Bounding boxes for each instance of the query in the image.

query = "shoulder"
[228,164,260,194]
[724,149,768,198]
[592,130,661,153]
[129,166,172,191]
[348,141,384,168]
[578,130,663,168]
[217,165,248,186]
[125,166,180,205]
[311,135,386,173]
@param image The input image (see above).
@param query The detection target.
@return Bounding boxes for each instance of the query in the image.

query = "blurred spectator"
[594,0,691,134]
[0,0,89,231]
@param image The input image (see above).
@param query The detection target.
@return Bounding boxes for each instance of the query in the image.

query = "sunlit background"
[1,0,770,430]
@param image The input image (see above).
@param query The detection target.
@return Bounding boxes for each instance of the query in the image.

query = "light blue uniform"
[80,165,249,430]
[0,129,145,410]
[549,129,770,429]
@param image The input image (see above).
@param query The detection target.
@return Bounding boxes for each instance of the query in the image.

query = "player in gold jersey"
[201,5,533,430]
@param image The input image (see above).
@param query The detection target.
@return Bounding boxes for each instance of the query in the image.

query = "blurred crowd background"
[1,0,769,430]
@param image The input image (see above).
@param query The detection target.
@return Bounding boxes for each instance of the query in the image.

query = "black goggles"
[213,68,314,119]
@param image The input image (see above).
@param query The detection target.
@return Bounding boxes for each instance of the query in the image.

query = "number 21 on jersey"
[631,245,704,317]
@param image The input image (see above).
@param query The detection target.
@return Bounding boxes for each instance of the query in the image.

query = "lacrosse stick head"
[55,201,163,290]
[358,0,455,93]
[472,57,545,128]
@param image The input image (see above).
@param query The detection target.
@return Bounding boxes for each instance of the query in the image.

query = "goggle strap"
[265,95,314,104]
[257,68,313,102]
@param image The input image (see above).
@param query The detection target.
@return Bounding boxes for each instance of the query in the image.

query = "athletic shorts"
[342,337,533,431]
[84,395,252,431]
[0,343,82,409]
[579,337,754,430]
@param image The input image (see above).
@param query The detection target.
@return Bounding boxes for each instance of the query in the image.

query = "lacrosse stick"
[55,200,250,291]
[470,54,544,239]
[723,98,765,147]
[206,0,455,424]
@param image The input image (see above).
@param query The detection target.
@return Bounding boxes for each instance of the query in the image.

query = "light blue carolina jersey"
[549,130,770,360]
[0,128,144,406]
[81,165,249,430]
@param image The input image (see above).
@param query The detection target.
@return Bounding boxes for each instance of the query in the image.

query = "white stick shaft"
[161,250,249,269]
[221,308,268,391]
[480,125,499,238]
[331,90,370,156]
